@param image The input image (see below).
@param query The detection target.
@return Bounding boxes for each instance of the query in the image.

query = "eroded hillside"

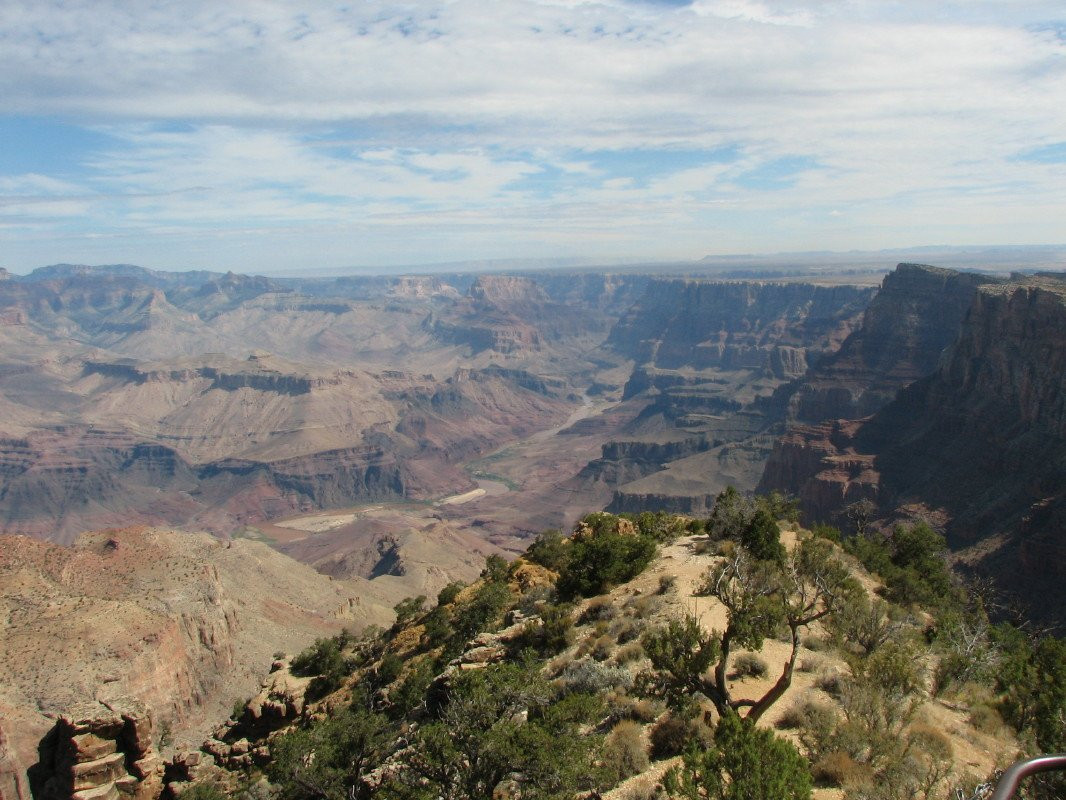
[0,527,402,800]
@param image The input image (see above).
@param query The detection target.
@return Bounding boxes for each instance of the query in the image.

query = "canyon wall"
[608,279,873,378]
[587,278,875,512]
[760,277,1066,623]
[772,264,1004,423]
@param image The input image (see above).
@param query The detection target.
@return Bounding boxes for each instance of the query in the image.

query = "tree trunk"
[742,624,800,723]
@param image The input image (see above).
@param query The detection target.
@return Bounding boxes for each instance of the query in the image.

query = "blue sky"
[1,1,1064,274]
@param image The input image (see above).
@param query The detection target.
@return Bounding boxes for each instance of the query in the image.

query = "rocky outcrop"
[528,273,650,315]
[772,264,1004,423]
[30,700,164,800]
[468,275,550,306]
[758,420,880,525]
[431,274,615,354]
[0,527,394,797]
[0,308,24,326]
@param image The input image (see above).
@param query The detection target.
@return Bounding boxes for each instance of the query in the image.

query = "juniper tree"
[640,537,858,723]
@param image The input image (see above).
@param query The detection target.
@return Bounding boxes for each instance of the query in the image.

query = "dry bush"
[603,720,650,782]
[816,670,844,696]
[803,635,830,652]
[626,594,662,620]
[649,712,713,759]
[623,780,666,800]
[608,695,664,725]
[559,658,633,695]
[580,596,616,624]
[627,698,664,723]
[692,538,714,556]
[591,634,614,661]
[546,653,572,678]
[611,617,644,644]
[967,702,1005,735]
[812,751,874,788]
[657,575,677,595]
[731,652,769,678]
[775,703,809,730]
[798,656,821,673]
[615,641,645,665]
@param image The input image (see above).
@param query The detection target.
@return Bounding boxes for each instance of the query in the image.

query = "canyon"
[3,259,1066,797]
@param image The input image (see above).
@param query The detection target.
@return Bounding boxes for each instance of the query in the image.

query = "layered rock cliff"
[608,279,874,380]
[588,279,874,512]
[0,352,573,543]
[431,275,601,354]
[759,276,1066,623]
[29,699,164,800]
[772,264,1004,423]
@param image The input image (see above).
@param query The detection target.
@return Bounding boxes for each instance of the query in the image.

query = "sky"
[1,1,1064,274]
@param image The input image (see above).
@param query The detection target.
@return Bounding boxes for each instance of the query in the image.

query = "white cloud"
[0,0,1064,269]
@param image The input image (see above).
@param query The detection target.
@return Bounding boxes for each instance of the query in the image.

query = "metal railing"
[968,754,1066,800]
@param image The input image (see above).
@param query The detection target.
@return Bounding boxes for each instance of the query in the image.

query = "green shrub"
[290,637,350,700]
[663,712,812,800]
[373,653,403,688]
[518,602,576,656]
[393,595,426,626]
[810,523,842,543]
[845,522,958,609]
[524,528,569,572]
[436,581,466,607]
[231,697,248,721]
[268,705,392,800]
[556,515,658,599]
[397,662,602,800]
[421,605,452,647]
[622,511,688,543]
[480,554,509,583]
[290,637,344,678]
[740,507,786,562]
[996,629,1066,800]
[451,580,512,643]
[179,784,227,800]
[387,658,435,719]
